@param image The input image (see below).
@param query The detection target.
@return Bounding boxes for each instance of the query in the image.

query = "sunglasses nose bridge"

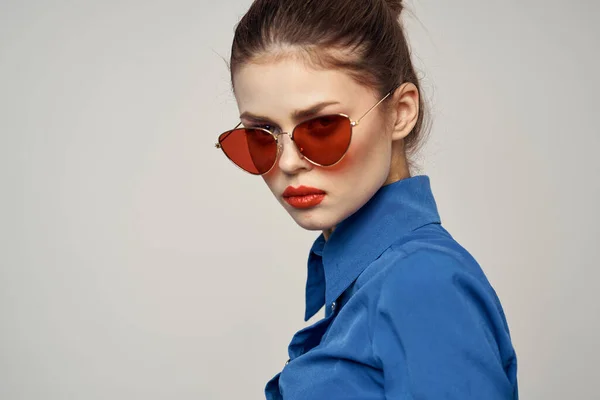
[274,131,293,144]
[272,131,292,157]
[275,130,307,163]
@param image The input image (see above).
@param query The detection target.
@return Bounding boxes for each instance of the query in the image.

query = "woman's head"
[225,0,427,234]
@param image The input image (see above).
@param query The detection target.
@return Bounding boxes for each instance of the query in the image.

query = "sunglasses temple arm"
[354,87,397,126]
[215,122,244,149]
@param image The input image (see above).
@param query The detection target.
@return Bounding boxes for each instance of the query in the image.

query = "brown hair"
[230,0,428,164]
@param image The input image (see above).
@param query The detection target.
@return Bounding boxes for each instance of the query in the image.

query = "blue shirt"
[265,175,518,399]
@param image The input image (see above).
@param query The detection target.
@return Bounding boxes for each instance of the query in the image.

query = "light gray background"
[1,0,598,399]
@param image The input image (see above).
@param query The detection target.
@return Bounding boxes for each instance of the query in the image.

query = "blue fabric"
[265,175,518,399]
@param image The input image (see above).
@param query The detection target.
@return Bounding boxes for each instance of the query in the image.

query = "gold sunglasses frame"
[215,88,396,175]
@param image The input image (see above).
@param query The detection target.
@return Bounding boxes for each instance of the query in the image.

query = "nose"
[277,133,311,175]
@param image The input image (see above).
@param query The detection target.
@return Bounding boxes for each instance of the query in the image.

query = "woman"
[215,0,518,398]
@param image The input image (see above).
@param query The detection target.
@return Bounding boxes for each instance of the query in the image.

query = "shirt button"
[285,358,290,366]
[331,301,337,312]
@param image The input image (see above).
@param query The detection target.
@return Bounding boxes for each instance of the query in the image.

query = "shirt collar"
[304,175,441,321]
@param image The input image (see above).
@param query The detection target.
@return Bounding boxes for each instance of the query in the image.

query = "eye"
[315,116,336,127]
[253,124,280,134]
[247,128,277,146]
[303,116,339,136]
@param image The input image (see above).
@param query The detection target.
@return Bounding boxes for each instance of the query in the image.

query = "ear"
[389,82,420,141]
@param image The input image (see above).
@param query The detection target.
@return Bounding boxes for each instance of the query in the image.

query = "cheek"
[328,124,391,174]
[262,171,281,195]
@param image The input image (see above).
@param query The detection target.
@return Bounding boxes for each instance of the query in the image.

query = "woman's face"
[232,57,408,233]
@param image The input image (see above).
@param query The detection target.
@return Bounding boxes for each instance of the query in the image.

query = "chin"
[289,211,338,232]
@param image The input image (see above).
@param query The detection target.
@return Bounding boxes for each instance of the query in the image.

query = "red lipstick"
[282,186,326,209]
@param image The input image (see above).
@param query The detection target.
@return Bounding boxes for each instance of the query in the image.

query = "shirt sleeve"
[371,249,517,399]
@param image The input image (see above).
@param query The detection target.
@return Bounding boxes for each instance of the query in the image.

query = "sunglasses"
[215,89,395,175]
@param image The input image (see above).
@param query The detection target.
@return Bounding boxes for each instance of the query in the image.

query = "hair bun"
[384,0,404,19]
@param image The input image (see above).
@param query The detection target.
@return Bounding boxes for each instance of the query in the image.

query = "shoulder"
[350,223,508,327]
[365,224,508,330]
[367,226,518,398]
[376,224,496,298]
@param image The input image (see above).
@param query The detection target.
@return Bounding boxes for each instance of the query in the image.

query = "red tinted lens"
[293,115,351,166]
[218,128,277,174]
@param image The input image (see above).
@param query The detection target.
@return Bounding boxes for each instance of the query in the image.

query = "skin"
[233,53,419,240]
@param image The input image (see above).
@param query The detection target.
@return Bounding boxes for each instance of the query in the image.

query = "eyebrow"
[239,101,340,124]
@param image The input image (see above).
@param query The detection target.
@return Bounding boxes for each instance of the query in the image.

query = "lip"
[282,186,326,209]
[282,186,326,197]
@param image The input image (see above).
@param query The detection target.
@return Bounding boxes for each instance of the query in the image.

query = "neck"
[384,145,411,186]
[323,227,334,241]
[323,148,411,241]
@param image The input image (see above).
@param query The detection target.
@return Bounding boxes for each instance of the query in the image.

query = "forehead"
[232,57,365,118]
